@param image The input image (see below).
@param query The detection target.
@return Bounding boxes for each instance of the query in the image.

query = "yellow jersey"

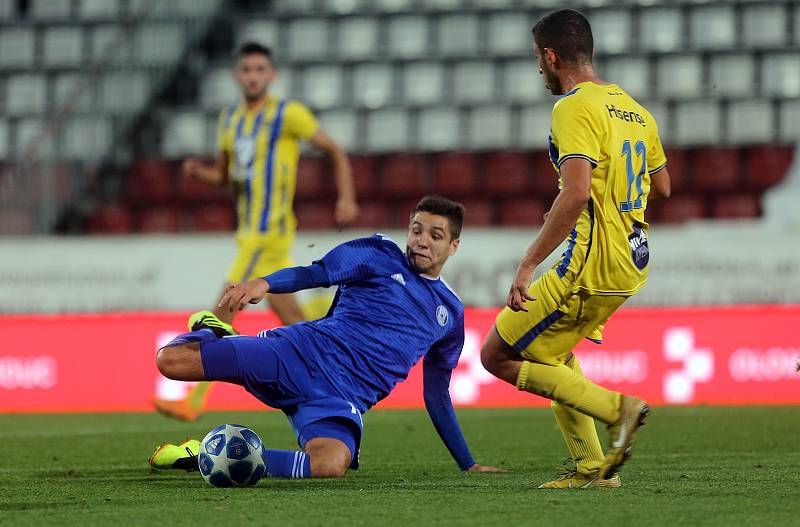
[217,95,319,242]
[548,81,667,296]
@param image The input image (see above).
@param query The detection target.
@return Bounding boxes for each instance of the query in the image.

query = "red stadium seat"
[139,206,182,232]
[295,200,336,230]
[432,152,478,197]
[295,156,326,200]
[392,199,422,228]
[690,148,741,192]
[126,160,174,205]
[711,194,760,219]
[483,152,530,197]
[498,198,547,227]
[662,149,687,193]
[380,155,427,198]
[351,155,377,199]
[350,201,389,229]
[176,171,230,204]
[86,204,133,234]
[655,195,706,223]
[190,204,235,232]
[529,151,560,198]
[743,146,794,191]
[461,199,493,226]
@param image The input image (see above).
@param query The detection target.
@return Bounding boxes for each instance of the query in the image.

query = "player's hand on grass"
[334,197,359,228]
[466,464,508,473]
[218,279,270,312]
[507,264,536,312]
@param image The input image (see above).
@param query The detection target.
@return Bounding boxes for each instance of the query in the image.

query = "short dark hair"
[411,195,465,240]
[237,42,273,60]
[532,9,594,65]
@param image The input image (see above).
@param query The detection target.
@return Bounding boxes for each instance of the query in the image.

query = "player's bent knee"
[310,458,348,478]
[156,344,199,380]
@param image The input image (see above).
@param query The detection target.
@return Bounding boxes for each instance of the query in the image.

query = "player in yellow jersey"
[153,42,358,421]
[480,9,671,489]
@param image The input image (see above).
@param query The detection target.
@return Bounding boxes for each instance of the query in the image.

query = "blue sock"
[263,449,310,479]
[164,328,219,347]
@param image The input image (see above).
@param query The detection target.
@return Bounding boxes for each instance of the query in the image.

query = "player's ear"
[449,237,460,255]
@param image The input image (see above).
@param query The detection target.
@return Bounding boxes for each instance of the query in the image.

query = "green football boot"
[148,439,201,471]
[188,310,238,338]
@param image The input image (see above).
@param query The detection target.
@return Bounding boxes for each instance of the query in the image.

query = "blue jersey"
[270,235,464,413]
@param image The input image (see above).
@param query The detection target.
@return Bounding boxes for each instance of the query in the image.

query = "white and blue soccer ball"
[198,424,266,487]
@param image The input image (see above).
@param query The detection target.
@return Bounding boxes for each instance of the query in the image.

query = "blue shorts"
[200,333,362,469]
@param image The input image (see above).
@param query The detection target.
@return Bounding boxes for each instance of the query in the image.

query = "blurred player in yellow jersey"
[481,9,671,489]
[153,42,358,420]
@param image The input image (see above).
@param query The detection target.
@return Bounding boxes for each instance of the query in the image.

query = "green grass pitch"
[1,406,798,526]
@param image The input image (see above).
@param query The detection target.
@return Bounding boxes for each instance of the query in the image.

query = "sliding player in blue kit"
[150,196,503,478]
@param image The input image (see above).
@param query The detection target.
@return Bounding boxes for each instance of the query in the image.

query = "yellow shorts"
[495,268,627,366]
[225,235,294,283]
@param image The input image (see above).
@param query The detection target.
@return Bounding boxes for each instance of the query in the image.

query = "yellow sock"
[550,356,606,476]
[516,358,621,424]
[186,382,213,410]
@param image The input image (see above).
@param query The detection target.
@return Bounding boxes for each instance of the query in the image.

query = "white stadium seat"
[605,56,650,99]
[639,7,682,53]
[709,55,755,98]
[6,74,47,116]
[101,72,149,113]
[388,16,429,59]
[453,61,495,104]
[366,108,409,152]
[162,112,207,157]
[135,24,186,65]
[468,105,511,149]
[418,107,460,151]
[200,68,239,111]
[287,18,330,60]
[503,59,547,103]
[762,53,800,98]
[590,9,632,55]
[16,118,55,160]
[689,5,736,50]
[0,120,8,159]
[519,104,552,150]
[727,100,774,145]
[43,27,84,67]
[30,0,71,19]
[337,17,379,60]
[656,56,703,99]
[53,74,94,113]
[302,65,344,110]
[779,99,800,143]
[352,63,394,109]
[90,25,128,65]
[78,0,120,19]
[0,0,14,19]
[742,4,787,48]
[318,109,360,152]
[487,12,533,56]
[236,20,279,48]
[437,14,479,57]
[403,62,444,105]
[0,27,35,68]
[674,100,721,146]
[63,117,112,160]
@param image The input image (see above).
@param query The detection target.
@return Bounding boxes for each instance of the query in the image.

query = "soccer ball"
[198,424,266,487]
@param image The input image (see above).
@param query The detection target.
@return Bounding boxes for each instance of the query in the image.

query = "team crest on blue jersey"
[436,305,448,326]
[234,136,256,169]
[629,223,649,271]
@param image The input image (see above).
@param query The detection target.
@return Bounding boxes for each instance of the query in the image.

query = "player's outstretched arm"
[422,360,506,473]
[507,158,592,312]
